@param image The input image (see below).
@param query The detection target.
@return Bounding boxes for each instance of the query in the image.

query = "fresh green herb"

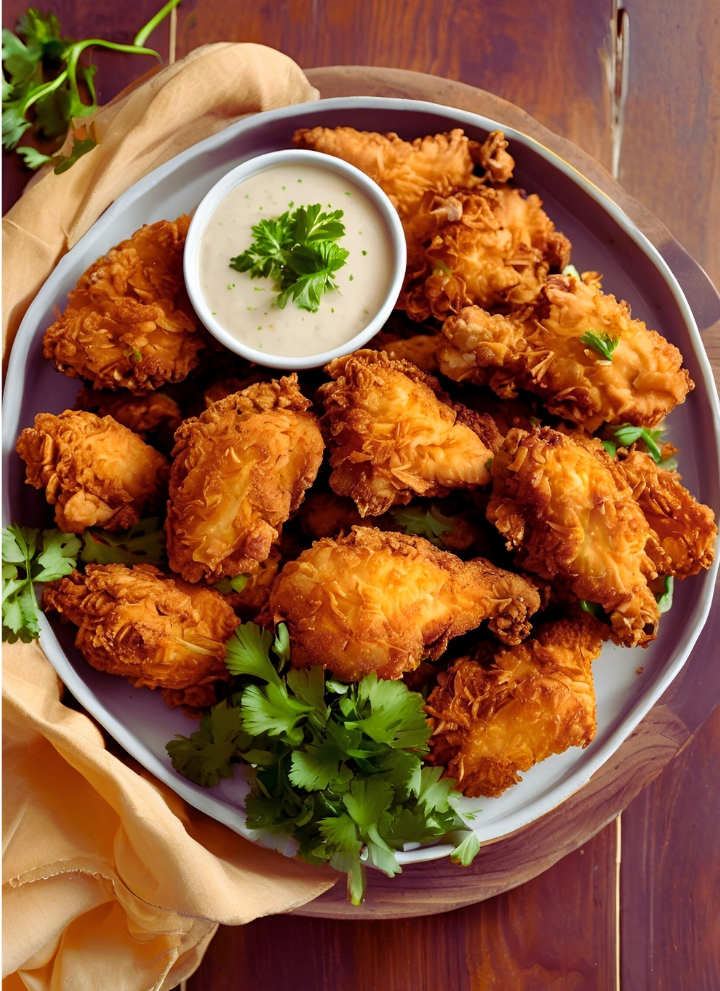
[166,621,480,904]
[656,576,674,613]
[613,424,664,463]
[484,458,494,472]
[601,440,617,458]
[562,264,581,280]
[392,504,457,548]
[229,203,349,313]
[579,330,619,361]
[80,517,165,566]
[2,1,180,171]
[432,259,454,278]
[212,574,249,595]
[2,524,80,642]
[579,600,603,617]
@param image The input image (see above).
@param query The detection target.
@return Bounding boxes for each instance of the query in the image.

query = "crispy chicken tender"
[318,349,501,516]
[43,564,238,709]
[616,450,717,579]
[166,375,324,583]
[486,427,659,647]
[221,545,282,622]
[42,217,205,392]
[402,187,571,320]
[75,387,182,439]
[425,616,605,797]
[375,333,440,373]
[438,274,693,430]
[258,527,541,682]
[16,410,169,533]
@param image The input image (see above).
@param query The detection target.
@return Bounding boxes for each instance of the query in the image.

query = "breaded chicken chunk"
[43,216,206,392]
[438,274,693,430]
[258,527,541,682]
[166,375,324,583]
[425,616,605,797]
[43,564,238,709]
[486,427,659,647]
[16,410,169,533]
[75,387,182,439]
[318,349,501,516]
[616,449,717,579]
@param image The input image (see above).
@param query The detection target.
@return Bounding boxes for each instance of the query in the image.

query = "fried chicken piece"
[402,187,571,320]
[166,375,324,583]
[258,527,541,682]
[438,274,693,430]
[425,616,605,797]
[16,410,169,533]
[42,217,206,392]
[318,349,501,516]
[376,332,440,372]
[221,545,282,622]
[75,387,182,439]
[486,427,659,646]
[616,449,717,578]
[293,126,503,219]
[43,564,238,709]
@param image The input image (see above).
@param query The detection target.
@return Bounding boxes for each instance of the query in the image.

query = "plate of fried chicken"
[4,98,719,868]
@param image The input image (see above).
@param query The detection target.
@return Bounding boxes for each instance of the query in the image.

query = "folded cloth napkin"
[2,43,337,991]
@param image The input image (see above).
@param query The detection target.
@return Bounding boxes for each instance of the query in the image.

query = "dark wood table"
[4,2,719,988]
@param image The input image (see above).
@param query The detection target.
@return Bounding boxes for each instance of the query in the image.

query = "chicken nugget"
[259,527,541,682]
[75,387,182,440]
[16,410,169,533]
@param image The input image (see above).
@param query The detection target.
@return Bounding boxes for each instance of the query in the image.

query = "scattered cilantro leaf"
[579,329,619,361]
[579,600,603,617]
[80,517,165,566]
[2,524,80,642]
[166,700,248,788]
[656,576,674,613]
[450,830,482,866]
[613,424,664,463]
[229,204,349,313]
[601,440,617,458]
[392,504,456,548]
[15,144,51,168]
[212,574,249,595]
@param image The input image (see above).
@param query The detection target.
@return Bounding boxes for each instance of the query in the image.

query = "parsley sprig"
[612,424,664,463]
[392,504,457,547]
[80,517,165,566]
[166,621,480,903]
[579,329,619,361]
[2,524,80,642]
[230,204,349,313]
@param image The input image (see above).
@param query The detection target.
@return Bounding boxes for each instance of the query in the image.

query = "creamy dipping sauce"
[197,163,394,359]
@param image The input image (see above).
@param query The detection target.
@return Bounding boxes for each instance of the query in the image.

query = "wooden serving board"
[287,66,720,920]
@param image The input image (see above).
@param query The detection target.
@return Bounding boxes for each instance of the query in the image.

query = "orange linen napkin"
[2,43,337,991]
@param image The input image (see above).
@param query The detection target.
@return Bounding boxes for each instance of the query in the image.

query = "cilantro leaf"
[392,504,456,547]
[613,424,664,463]
[656,575,674,613]
[450,830,482,866]
[224,622,280,683]
[289,736,352,791]
[579,329,619,361]
[212,574,249,594]
[80,517,164,566]
[579,600,603,617]
[166,700,247,788]
[240,682,313,744]
[350,674,431,749]
[15,144,52,169]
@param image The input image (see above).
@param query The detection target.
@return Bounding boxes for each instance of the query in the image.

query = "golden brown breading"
[402,187,571,320]
[43,564,238,709]
[258,527,541,682]
[318,349,501,516]
[42,217,206,392]
[438,274,693,430]
[221,545,282,622]
[166,375,324,583]
[376,333,440,372]
[425,616,605,797]
[616,449,717,578]
[16,410,169,533]
[486,427,659,647]
[75,387,182,439]
[293,126,498,219]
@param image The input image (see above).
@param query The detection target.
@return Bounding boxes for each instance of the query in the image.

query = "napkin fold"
[2,43,337,991]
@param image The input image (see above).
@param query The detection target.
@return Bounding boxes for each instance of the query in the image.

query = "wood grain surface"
[3,1,719,988]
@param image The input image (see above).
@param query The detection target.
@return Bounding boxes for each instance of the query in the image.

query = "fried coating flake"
[166,375,324,583]
[425,616,605,797]
[438,274,693,430]
[318,349,500,516]
[259,527,541,682]
[42,216,206,392]
[43,564,238,709]
[75,387,182,439]
[16,410,169,533]
[486,427,660,646]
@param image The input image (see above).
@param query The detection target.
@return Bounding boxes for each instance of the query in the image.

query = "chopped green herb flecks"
[613,424,664,463]
[656,576,674,613]
[579,330,619,361]
[80,518,165,567]
[601,440,617,458]
[392,504,457,548]
[579,600,603,617]
[562,264,581,280]
[362,250,367,256]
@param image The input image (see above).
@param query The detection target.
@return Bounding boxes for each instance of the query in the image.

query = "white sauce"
[197,163,393,358]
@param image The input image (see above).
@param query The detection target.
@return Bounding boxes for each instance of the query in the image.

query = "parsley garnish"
[613,424,664,463]
[166,622,480,903]
[579,330,619,361]
[229,204,349,313]
[2,524,80,642]
[392,504,457,547]
[80,517,165,566]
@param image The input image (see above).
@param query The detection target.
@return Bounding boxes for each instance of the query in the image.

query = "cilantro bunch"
[230,204,349,313]
[166,622,480,903]
[2,1,180,172]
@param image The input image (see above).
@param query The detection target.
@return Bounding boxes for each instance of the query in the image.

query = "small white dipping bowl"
[184,149,406,369]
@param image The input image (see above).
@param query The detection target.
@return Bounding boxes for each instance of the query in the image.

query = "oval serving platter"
[3,97,720,866]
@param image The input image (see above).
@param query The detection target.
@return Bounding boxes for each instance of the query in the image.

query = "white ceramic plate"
[4,97,720,865]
